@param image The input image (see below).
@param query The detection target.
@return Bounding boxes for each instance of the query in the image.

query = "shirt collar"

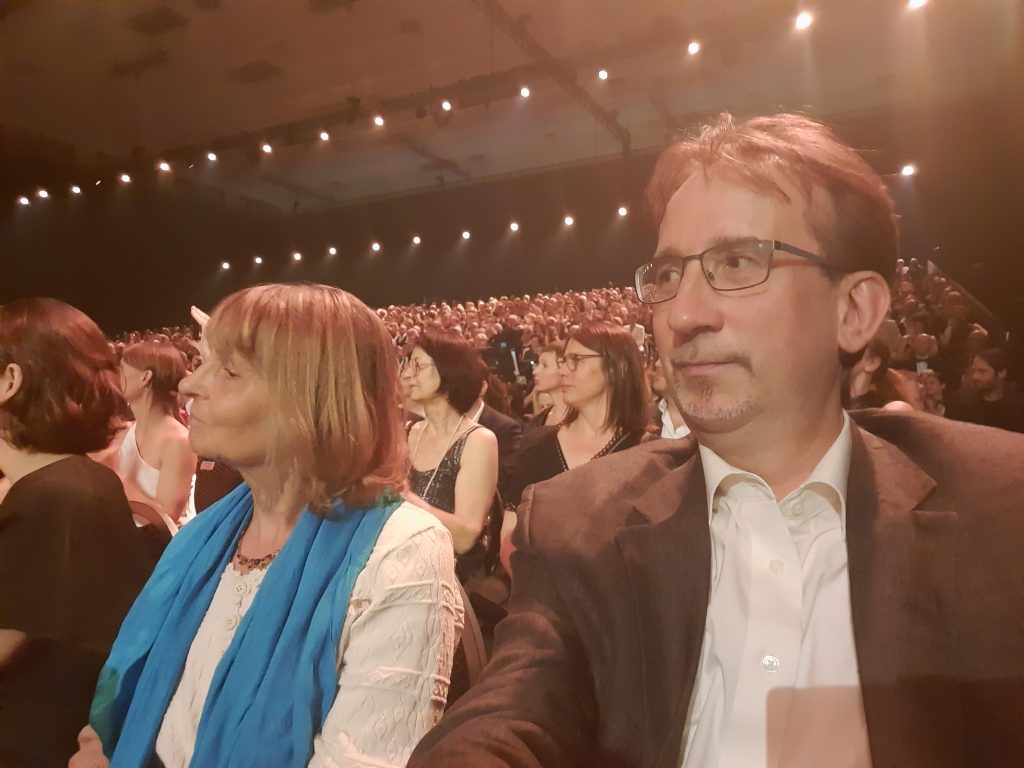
[658,398,691,439]
[697,411,852,533]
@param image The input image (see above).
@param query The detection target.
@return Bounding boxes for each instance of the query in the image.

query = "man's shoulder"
[480,404,520,431]
[851,409,1024,492]
[522,437,699,543]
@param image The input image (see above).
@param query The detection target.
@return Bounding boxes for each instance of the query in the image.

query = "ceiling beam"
[468,0,631,154]
[260,173,337,206]
[398,136,472,180]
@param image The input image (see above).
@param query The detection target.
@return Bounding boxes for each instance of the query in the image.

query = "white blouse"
[154,503,463,768]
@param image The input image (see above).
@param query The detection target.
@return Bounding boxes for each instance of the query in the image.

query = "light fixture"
[320,130,330,141]
[37,189,49,199]
[901,164,917,177]
[509,221,520,232]
[688,41,701,56]
[598,69,609,80]
[907,0,927,8]
[158,161,171,172]
[373,114,385,127]
[254,256,263,265]
[795,11,814,30]
[261,143,273,154]
[292,251,302,262]
[412,235,421,245]
[371,241,381,252]
[95,180,102,186]
[207,151,218,162]
[462,230,471,240]
[520,86,530,98]
[221,261,230,270]
[618,206,628,217]
[328,246,337,255]
[441,100,452,111]
[120,173,131,183]
[564,215,575,227]
[71,185,81,195]
[17,196,29,206]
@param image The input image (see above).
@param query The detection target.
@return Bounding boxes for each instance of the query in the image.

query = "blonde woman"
[73,284,462,768]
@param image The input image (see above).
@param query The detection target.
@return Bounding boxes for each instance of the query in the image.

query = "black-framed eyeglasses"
[401,358,435,376]
[634,238,842,304]
[557,353,603,371]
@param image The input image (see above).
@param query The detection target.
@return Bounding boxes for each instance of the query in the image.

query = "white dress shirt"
[681,413,871,768]
[155,503,463,768]
[659,398,692,440]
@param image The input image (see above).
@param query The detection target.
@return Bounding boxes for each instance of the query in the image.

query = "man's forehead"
[656,167,817,252]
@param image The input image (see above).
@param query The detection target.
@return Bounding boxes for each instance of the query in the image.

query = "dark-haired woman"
[0,298,155,767]
[402,331,499,583]
[115,341,197,524]
[508,323,651,507]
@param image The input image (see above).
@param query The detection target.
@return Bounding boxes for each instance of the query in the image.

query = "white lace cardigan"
[153,502,463,768]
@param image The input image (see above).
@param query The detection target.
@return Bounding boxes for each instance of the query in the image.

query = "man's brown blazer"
[411,412,1024,768]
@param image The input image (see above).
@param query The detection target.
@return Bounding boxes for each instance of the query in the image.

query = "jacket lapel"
[615,444,710,768]
[846,423,966,766]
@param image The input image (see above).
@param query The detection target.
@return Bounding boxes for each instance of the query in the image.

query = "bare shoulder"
[466,424,498,447]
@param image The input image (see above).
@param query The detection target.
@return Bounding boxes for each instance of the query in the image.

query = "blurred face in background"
[559,339,608,410]
[533,350,561,394]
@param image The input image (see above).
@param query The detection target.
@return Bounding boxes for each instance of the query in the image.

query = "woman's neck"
[239,466,304,551]
[569,395,613,438]
[422,397,465,436]
[130,392,164,433]
[0,442,73,486]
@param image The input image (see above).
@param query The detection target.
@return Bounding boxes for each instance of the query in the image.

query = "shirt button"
[224,615,239,631]
[790,501,805,517]
[762,654,780,673]
[233,582,249,596]
[769,559,785,575]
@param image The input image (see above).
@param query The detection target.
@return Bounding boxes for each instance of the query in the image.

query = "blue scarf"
[90,482,399,767]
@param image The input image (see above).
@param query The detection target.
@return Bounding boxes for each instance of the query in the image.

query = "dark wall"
[2,93,1021,335]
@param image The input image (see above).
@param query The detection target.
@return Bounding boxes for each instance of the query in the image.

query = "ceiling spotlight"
[328,246,337,255]
[598,69,609,80]
[618,206,628,217]
[319,130,330,141]
[221,261,231,270]
[907,0,927,7]
[412,235,421,245]
[71,185,81,195]
[37,189,49,199]
[254,256,263,265]
[158,161,171,172]
[17,196,29,206]
[688,41,701,56]
[292,251,302,262]
[795,11,814,30]
[462,230,471,240]
[441,100,452,112]
[509,221,520,232]
[520,86,530,98]
[564,215,575,227]
[371,241,381,252]
[261,143,273,154]
[188,163,195,169]
[120,173,131,183]
[207,151,218,162]
[901,164,917,177]
[373,114,385,127]
[95,180,102,186]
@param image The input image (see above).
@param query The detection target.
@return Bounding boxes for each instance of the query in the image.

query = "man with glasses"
[410,113,1024,768]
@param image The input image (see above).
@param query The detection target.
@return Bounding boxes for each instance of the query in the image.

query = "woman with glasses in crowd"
[402,330,499,584]
[0,298,156,767]
[72,283,461,768]
[507,323,651,511]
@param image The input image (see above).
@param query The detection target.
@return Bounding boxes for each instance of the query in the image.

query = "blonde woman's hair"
[206,283,407,511]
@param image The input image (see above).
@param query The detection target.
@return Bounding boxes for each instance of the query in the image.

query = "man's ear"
[0,363,24,406]
[836,271,892,356]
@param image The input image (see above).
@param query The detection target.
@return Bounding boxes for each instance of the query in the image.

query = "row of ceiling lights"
[13,0,930,209]
[217,207,632,271]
